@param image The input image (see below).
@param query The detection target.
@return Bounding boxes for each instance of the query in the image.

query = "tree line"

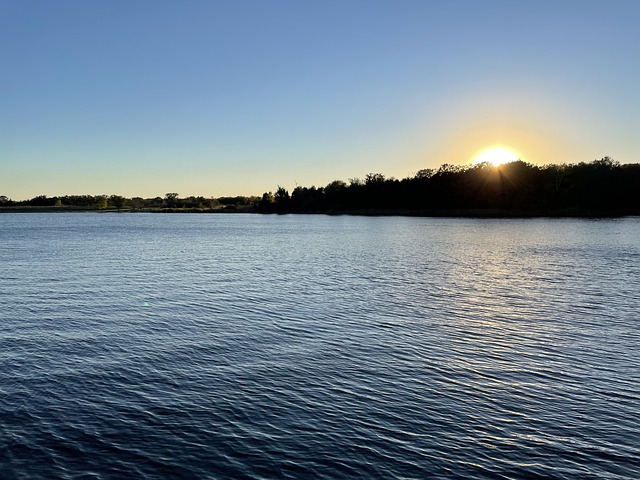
[2,157,639,216]
[0,193,260,212]
[257,157,640,216]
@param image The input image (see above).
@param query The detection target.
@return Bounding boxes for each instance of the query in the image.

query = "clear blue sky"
[2,0,638,199]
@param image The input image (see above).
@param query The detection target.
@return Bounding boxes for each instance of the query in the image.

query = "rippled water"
[1,213,639,479]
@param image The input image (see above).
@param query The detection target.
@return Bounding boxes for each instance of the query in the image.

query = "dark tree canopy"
[257,158,640,216]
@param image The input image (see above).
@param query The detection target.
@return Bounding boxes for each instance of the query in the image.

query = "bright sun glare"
[473,147,520,167]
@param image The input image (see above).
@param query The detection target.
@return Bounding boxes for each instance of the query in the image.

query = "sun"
[472,147,520,167]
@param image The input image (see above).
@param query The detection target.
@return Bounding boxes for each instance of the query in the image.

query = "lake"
[1,213,639,479]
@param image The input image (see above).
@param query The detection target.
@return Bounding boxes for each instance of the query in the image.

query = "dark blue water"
[1,213,639,479]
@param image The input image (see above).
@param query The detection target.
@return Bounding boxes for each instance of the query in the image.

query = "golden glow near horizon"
[472,147,521,167]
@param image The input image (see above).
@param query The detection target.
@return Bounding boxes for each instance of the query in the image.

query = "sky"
[1,0,639,199]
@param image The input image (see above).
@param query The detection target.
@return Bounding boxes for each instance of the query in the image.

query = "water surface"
[1,213,639,479]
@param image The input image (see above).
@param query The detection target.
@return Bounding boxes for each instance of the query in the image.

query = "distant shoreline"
[1,205,636,218]
[3,159,639,217]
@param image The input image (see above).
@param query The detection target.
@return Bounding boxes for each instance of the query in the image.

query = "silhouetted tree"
[110,195,127,211]
[415,168,435,179]
[95,196,108,209]
[274,186,290,210]
[164,193,179,207]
